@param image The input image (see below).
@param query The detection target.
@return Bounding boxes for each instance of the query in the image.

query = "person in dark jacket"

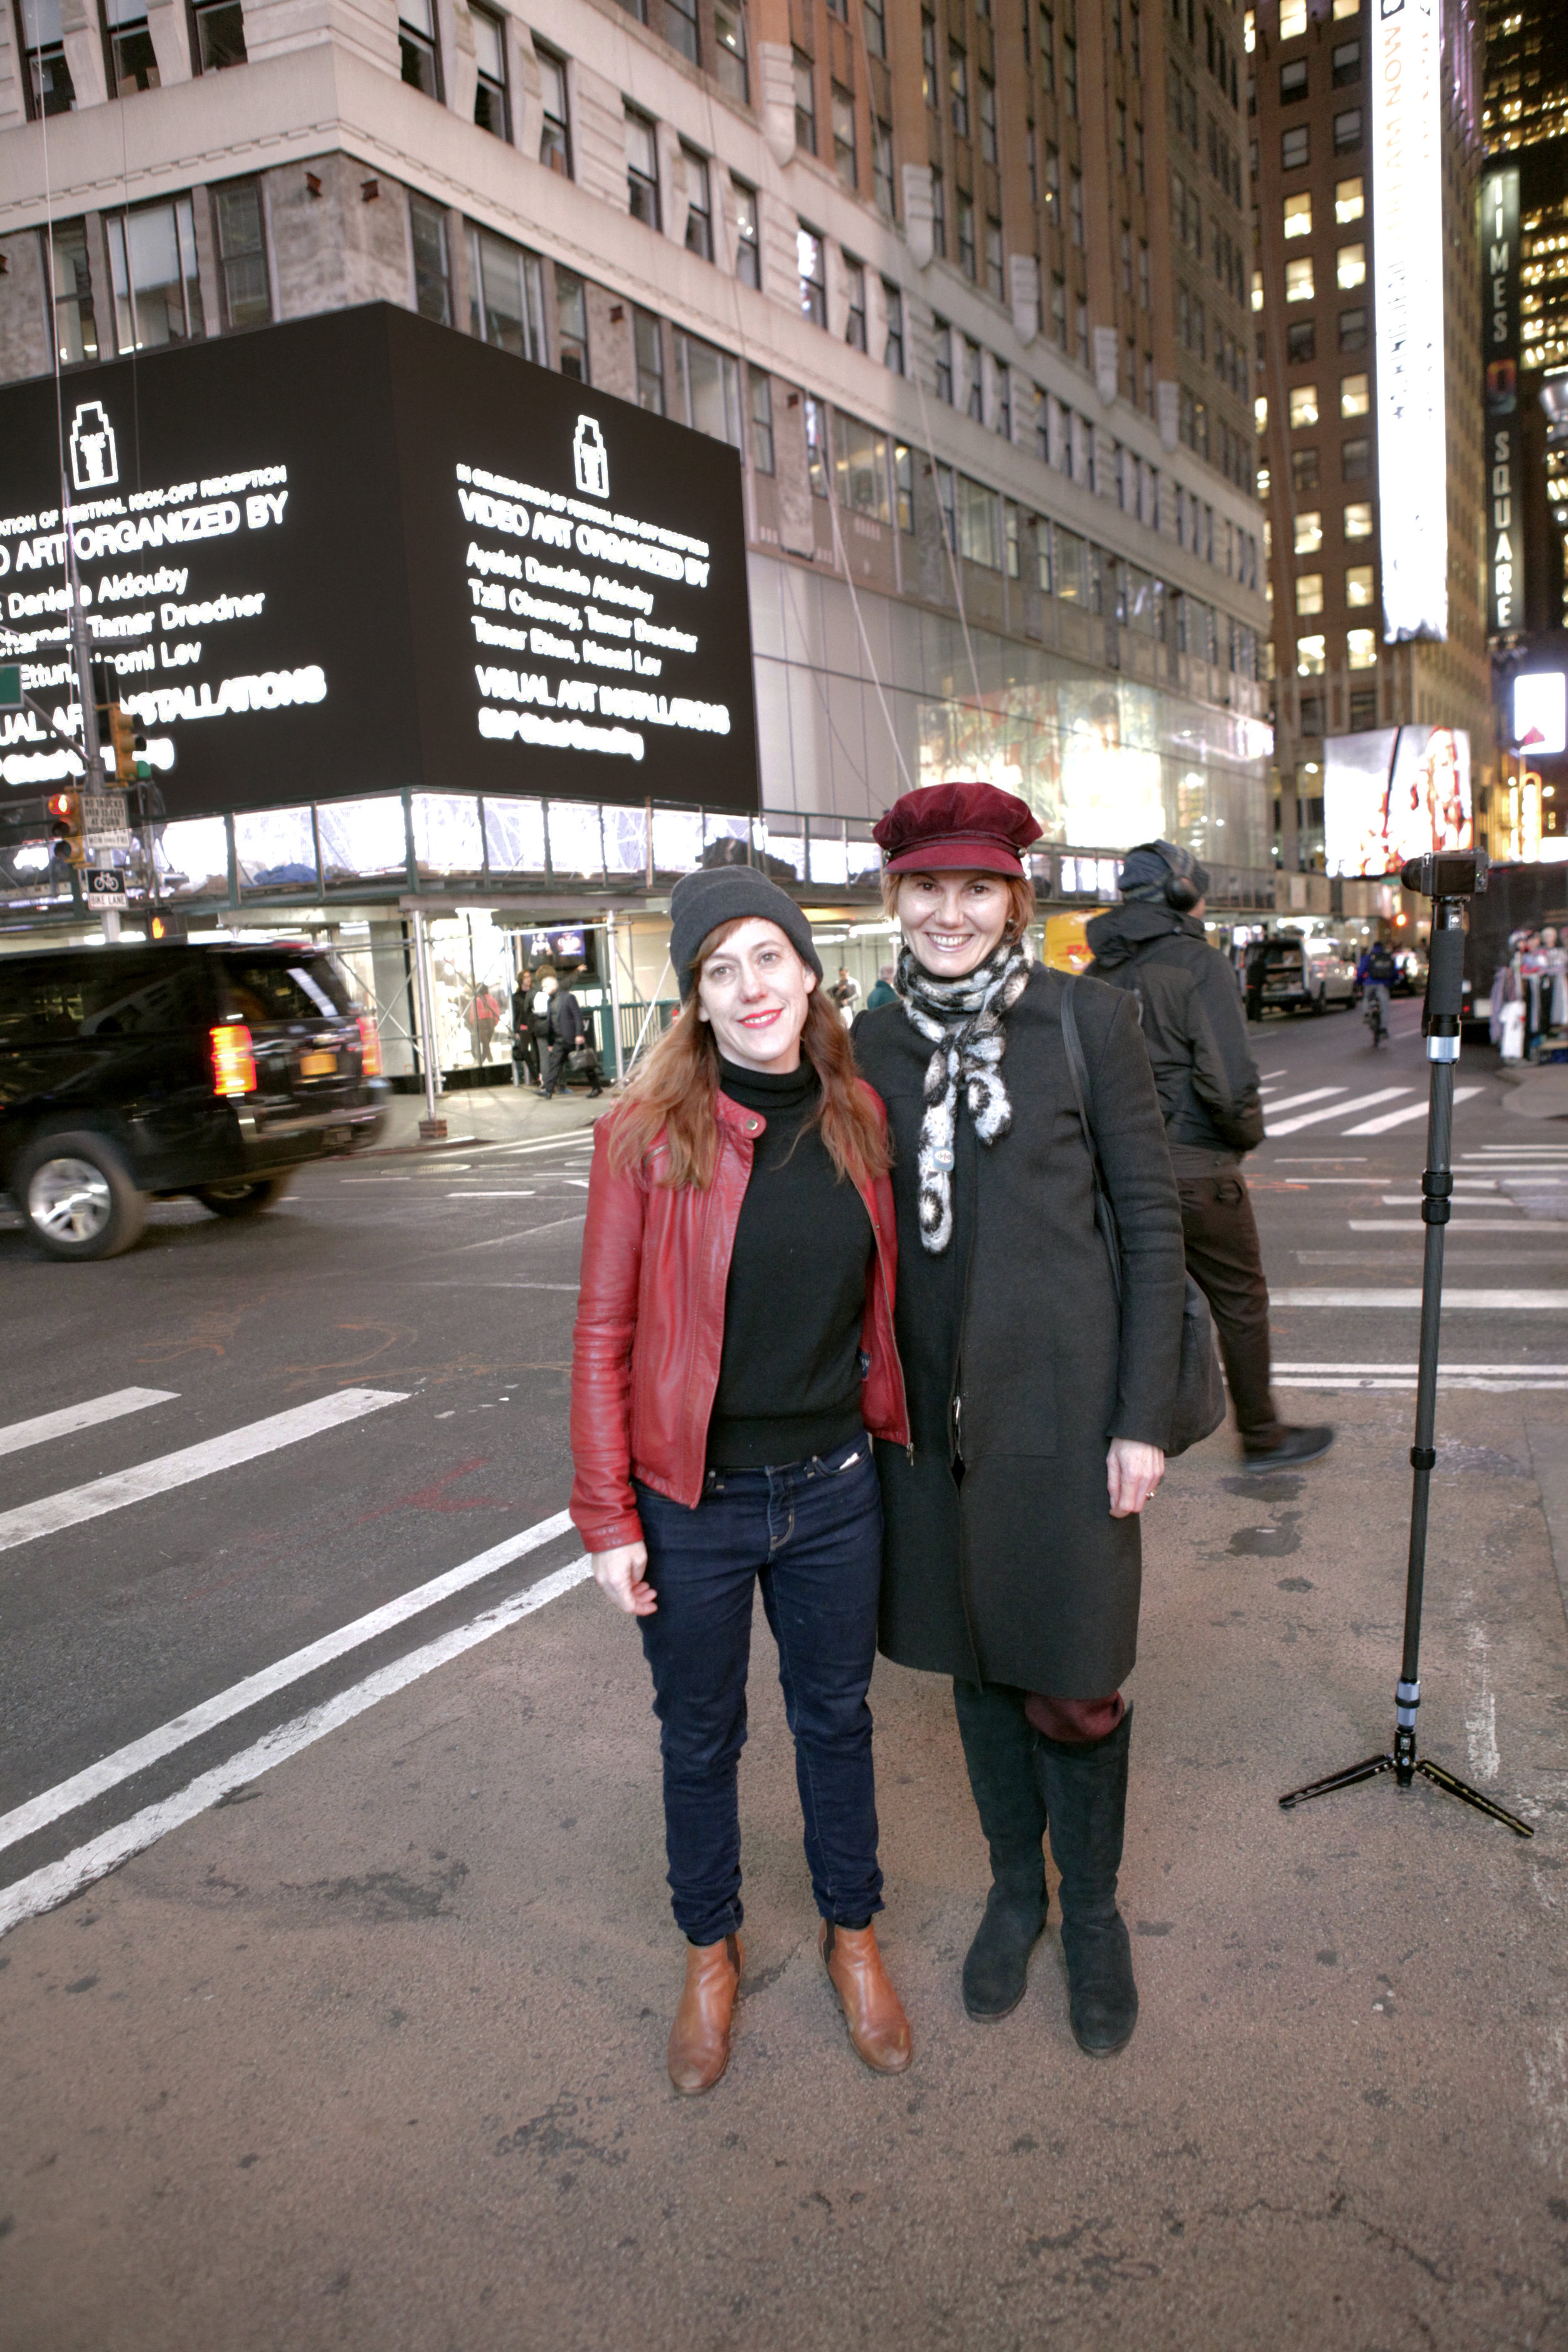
[867,965,898,1010]
[854,781,1187,2058]
[1087,840,1333,1468]
[511,970,540,1088]
[571,867,911,2095]
[541,974,603,1099]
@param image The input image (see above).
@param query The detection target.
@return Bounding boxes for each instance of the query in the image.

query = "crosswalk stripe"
[0,1508,576,1857]
[1274,1375,1568,1391]
[1347,1219,1568,1232]
[1259,1086,1347,1120]
[1273,1361,1568,1372]
[1344,1088,1483,1135]
[0,1388,408,1556]
[1266,1087,1411,1136]
[1272,1289,1568,1307]
[0,1388,177,1461]
[0,1553,595,1940]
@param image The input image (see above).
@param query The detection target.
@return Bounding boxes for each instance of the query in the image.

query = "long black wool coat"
[854,963,1186,1698]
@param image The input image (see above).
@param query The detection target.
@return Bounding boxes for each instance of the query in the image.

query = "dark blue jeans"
[635,1436,884,1947]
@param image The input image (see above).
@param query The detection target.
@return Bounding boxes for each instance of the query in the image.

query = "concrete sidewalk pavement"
[3,1397,1567,2351]
[366,1081,608,1154]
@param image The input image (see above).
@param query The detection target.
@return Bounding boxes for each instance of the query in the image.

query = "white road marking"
[453,1212,587,1253]
[1345,1088,1483,1135]
[1274,1361,1568,1372]
[1271,1289,1568,1308]
[1266,1088,1412,1136]
[1271,1359,1568,1392]
[0,1389,407,1556]
[1347,1219,1568,1233]
[0,1509,575,1856]
[1259,1069,1289,1079]
[1273,1156,1369,1163]
[0,1554,595,1939]
[446,1190,538,1199]
[1379,1189,1498,1204]
[1260,1086,1348,1121]
[0,1388,177,1461]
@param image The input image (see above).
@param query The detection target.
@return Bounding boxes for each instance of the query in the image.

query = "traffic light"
[48,790,85,866]
[103,702,148,783]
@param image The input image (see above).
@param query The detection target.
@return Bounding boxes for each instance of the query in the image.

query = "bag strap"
[1061,976,1123,1305]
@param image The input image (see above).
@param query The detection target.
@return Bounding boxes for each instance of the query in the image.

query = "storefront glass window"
[808,821,849,886]
[603,804,649,874]
[156,816,229,896]
[410,793,484,876]
[484,797,548,872]
[318,796,409,882]
[651,807,704,872]
[546,800,604,878]
[234,806,317,893]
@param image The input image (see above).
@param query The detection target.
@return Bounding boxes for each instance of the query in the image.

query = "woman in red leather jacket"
[571,867,911,2097]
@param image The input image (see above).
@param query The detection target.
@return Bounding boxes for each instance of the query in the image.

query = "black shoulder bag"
[1060,976,1226,1458]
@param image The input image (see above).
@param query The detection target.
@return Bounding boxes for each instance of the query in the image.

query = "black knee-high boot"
[952,1679,1049,2021]
[1034,1703,1137,2055]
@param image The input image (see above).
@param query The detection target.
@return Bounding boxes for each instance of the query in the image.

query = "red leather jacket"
[569,1084,909,1550]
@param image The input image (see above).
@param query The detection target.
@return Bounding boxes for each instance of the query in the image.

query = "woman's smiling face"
[695,919,816,1072]
[896,871,1012,979]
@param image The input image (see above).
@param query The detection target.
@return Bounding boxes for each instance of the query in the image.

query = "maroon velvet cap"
[872,781,1044,877]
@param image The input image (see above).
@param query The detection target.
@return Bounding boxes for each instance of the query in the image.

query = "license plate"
[299,1051,337,1077]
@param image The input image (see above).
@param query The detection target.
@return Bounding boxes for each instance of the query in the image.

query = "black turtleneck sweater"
[707,1057,874,1468]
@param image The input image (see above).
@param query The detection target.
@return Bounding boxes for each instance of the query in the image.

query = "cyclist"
[1363,938,1397,1045]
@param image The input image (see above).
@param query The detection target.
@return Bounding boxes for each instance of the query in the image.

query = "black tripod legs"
[1278,1747,1534,1836]
[1278,1752,1394,1811]
[1414,1758,1534,1837]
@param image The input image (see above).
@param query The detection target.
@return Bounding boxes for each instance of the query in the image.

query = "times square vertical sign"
[1372,0,1448,644]
[1483,166,1523,637]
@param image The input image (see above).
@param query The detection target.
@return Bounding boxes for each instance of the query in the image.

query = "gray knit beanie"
[1118,839,1212,904]
[669,867,824,1001]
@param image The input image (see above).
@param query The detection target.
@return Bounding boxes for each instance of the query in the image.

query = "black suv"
[0,943,389,1259]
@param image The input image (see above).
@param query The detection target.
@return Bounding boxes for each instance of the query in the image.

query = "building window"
[398,0,441,98]
[538,48,571,174]
[966,336,983,420]
[1296,571,1323,615]
[833,411,893,523]
[1051,273,1066,348]
[410,196,450,324]
[1342,435,1370,480]
[958,475,1001,568]
[980,73,998,164]
[1347,626,1377,668]
[733,179,760,287]
[633,307,665,412]
[1285,257,1314,301]
[931,167,946,257]
[804,396,829,498]
[1252,268,1264,310]
[794,50,817,153]
[1064,32,1077,115]
[1283,192,1311,239]
[1343,500,1372,538]
[1335,174,1364,224]
[894,441,914,532]
[1339,371,1369,418]
[922,12,938,107]
[863,0,886,56]
[1281,124,1308,168]
[471,7,509,137]
[46,220,98,363]
[21,0,75,112]
[832,83,857,188]
[1333,107,1362,151]
[191,0,245,68]
[470,228,545,358]
[797,225,826,327]
[1345,562,1374,607]
[749,369,775,474]
[1291,447,1318,493]
[1076,297,1089,369]
[950,43,968,135]
[212,178,270,327]
[1116,99,1127,178]
[556,265,588,378]
[106,0,159,94]
[1331,38,1360,83]
[985,217,1004,300]
[1139,240,1150,309]
[714,1,748,99]
[1288,383,1318,428]
[1286,318,1315,363]
[674,332,741,445]
[1280,58,1306,102]
[107,196,204,349]
[1349,683,1377,726]
[845,257,867,351]
[874,119,894,215]
[958,193,977,278]
[684,147,714,260]
[1296,633,1326,675]
[1279,0,1306,31]
[1294,509,1323,554]
[665,0,698,65]
[627,111,660,229]
[934,316,953,403]
[1337,242,1365,289]
[1069,171,1084,247]
[1338,305,1367,352]
[883,281,904,374]
[1044,140,1060,220]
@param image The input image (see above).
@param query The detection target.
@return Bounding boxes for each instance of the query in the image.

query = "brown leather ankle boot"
[667,1933,743,2095]
[820,1922,913,2074]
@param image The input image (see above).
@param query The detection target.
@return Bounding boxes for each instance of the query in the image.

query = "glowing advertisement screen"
[1323,724,1472,876]
[0,305,759,821]
[1515,672,1567,758]
[1483,166,1522,637]
[1372,0,1447,644]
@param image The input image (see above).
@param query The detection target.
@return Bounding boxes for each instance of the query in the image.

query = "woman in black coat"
[854,781,1186,2055]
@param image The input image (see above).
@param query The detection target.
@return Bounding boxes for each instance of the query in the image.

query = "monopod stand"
[1279,856,1533,1838]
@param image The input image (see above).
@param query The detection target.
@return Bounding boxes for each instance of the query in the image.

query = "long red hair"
[607,918,889,1190]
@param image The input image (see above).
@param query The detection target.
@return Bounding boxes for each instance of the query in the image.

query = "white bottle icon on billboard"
[573,415,609,499]
[68,401,119,491]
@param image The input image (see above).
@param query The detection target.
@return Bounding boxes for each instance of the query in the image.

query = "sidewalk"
[1500,1057,1568,1120]
[366,1080,610,1155]
[3,1391,1566,2350]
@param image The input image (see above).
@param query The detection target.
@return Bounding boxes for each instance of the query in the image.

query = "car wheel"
[1309,988,1326,1015]
[16,1131,148,1262]
[194,1177,290,1219]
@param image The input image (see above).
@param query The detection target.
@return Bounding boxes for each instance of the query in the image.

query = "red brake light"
[356,1014,383,1078]
[211,1023,256,1097]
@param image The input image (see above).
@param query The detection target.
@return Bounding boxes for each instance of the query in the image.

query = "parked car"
[0,942,389,1260]
[1256,937,1357,1015]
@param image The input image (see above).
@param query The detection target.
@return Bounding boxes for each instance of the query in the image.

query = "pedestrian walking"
[570,866,913,2095]
[465,984,501,1064]
[854,781,1185,2057]
[866,964,898,1010]
[511,969,540,1088]
[540,973,603,1099]
[830,965,860,1025]
[529,972,556,1086]
[1086,840,1333,1468]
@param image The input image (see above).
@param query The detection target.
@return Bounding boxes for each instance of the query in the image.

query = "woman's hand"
[1106,1439,1165,1519]
[592,1541,656,1616]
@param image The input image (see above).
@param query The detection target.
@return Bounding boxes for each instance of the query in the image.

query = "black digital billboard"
[0,305,759,821]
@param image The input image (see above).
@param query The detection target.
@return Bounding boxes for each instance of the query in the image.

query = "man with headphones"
[1086,840,1333,1468]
